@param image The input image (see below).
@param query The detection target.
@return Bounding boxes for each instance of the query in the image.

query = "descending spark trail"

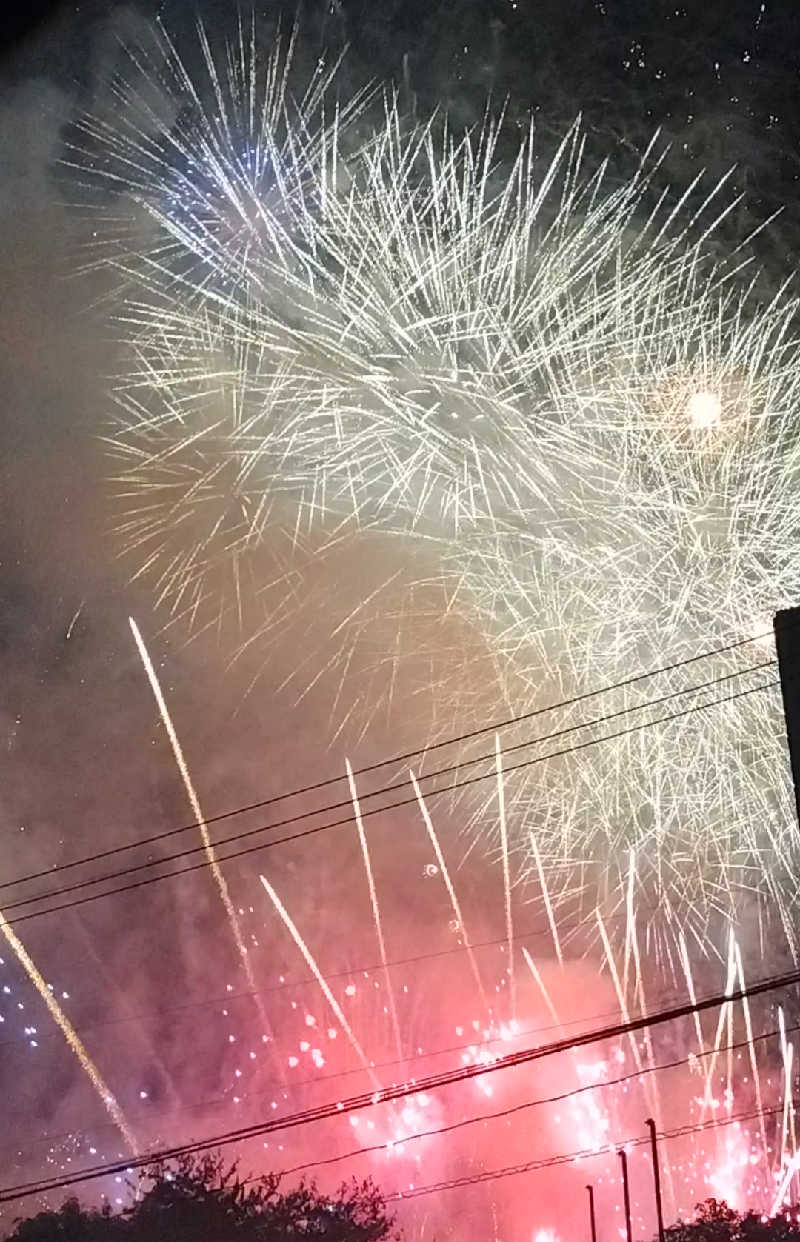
[771,1152,800,1217]
[595,909,647,1084]
[410,771,489,1011]
[258,873,380,1090]
[679,931,705,1058]
[779,1032,794,1175]
[622,852,636,1000]
[734,942,768,1171]
[0,909,137,1151]
[346,759,402,1060]
[129,617,275,1047]
[495,736,516,1021]
[701,935,736,1121]
[778,1008,797,1182]
[529,831,563,967]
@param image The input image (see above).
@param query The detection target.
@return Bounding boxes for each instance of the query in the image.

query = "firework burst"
[74,23,800,964]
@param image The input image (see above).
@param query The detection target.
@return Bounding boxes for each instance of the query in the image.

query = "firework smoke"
[0,908,137,1152]
[75,20,800,968]
[25,22,799,1234]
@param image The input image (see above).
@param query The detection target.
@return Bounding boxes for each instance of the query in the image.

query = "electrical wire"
[0,629,779,895]
[271,1019,800,1181]
[1,963,797,1205]
[0,908,657,1053]
[0,994,695,1155]
[0,1008,631,1151]
[383,1103,787,1202]
[5,923,747,1154]
[1,673,778,930]
[6,952,753,1150]
[4,657,775,912]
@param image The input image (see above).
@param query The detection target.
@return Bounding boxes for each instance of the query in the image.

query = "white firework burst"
[77,23,800,964]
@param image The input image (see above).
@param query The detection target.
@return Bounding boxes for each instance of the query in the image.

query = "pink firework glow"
[8,657,797,1242]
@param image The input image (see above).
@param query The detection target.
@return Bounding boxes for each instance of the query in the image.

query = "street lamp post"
[587,1184,598,1242]
[619,1149,633,1242]
[646,1118,666,1242]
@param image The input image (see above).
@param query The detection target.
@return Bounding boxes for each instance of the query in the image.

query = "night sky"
[1,2,800,1238]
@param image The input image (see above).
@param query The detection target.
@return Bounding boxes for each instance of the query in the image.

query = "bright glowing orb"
[687,390,722,428]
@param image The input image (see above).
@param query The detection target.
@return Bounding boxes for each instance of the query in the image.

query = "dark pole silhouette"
[587,1184,598,1242]
[774,607,800,828]
[646,1118,665,1242]
[619,1149,633,1242]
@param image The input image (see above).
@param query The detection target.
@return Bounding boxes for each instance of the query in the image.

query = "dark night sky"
[1,0,799,1233]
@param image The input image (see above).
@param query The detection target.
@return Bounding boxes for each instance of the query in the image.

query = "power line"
[1,673,778,930]
[5,944,762,1150]
[0,994,688,1155]
[2,963,797,1205]
[383,1103,786,1203]
[272,1019,800,1182]
[0,909,654,1053]
[2,647,768,1048]
[4,936,736,1150]
[5,658,772,914]
[0,630,777,896]
[0,1010,615,1152]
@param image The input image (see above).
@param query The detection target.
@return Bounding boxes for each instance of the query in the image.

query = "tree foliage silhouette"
[663,1198,800,1242]
[4,1155,396,1242]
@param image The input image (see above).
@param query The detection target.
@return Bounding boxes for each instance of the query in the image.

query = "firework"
[76,23,800,987]
[129,616,277,1053]
[0,909,136,1153]
[7,752,799,1239]
[249,775,799,1238]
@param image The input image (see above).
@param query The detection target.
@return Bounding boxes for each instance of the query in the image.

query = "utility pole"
[774,607,800,827]
[619,1149,633,1242]
[586,1184,598,1242]
[645,1118,665,1242]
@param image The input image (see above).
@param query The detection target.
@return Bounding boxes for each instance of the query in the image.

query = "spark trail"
[496,735,516,1020]
[411,771,489,1011]
[346,759,403,1059]
[0,908,137,1151]
[129,617,274,1046]
[258,873,380,1089]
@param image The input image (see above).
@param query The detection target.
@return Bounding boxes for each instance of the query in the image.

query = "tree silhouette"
[4,1155,396,1242]
[5,1198,126,1242]
[663,1198,800,1242]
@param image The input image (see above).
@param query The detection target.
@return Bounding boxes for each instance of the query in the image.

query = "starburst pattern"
[75,23,800,964]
